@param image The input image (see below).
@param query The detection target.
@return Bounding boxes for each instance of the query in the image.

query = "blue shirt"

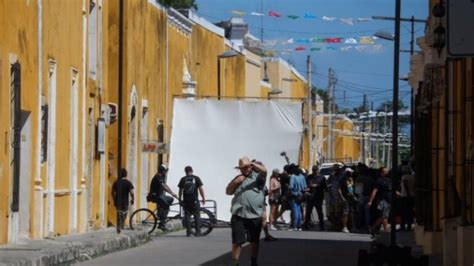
[289,174,307,196]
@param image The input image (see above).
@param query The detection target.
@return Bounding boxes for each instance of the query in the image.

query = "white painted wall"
[140,103,149,209]
[19,112,32,240]
[46,60,57,237]
[70,70,79,233]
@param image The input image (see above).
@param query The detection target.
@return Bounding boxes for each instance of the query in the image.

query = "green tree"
[376,100,407,112]
[158,0,197,10]
[314,87,329,113]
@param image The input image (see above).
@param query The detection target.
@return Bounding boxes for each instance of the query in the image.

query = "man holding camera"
[226,157,267,266]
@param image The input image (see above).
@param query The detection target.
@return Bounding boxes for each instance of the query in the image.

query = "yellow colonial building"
[0,0,316,244]
[322,115,361,163]
[409,0,474,264]
[0,0,110,244]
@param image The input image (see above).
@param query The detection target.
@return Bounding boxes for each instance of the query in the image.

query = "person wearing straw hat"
[226,156,267,266]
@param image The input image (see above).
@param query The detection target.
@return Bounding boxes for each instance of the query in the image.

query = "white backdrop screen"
[168,99,303,221]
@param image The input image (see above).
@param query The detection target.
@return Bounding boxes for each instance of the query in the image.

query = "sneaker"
[269,225,278,231]
[288,228,296,231]
[158,226,169,232]
[342,227,350,233]
[297,228,302,231]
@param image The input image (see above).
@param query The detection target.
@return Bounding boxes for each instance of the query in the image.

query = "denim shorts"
[377,200,391,218]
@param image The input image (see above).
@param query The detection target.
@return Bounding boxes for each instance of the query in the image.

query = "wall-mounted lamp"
[432,2,445,18]
[433,25,446,56]
[431,1,446,57]
[267,88,283,100]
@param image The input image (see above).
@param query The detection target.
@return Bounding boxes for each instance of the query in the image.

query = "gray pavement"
[80,228,372,266]
[0,220,182,266]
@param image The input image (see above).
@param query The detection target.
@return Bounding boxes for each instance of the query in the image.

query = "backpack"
[182,176,197,201]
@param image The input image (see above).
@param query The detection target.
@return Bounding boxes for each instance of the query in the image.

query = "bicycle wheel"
[190,208,216,236]
[129,208,158,234]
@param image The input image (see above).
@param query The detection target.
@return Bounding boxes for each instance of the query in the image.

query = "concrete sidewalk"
[0,220,182,266]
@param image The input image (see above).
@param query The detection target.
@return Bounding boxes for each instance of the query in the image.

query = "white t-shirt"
[401,174,416,197]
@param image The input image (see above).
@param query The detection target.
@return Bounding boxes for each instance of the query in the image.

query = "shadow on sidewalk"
[201,236,370,266]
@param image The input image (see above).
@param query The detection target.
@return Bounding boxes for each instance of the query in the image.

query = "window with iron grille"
[41,104,48,163]
[10,61,21,212]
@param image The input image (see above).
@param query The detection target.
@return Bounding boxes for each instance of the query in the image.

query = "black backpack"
[182,176,197,201]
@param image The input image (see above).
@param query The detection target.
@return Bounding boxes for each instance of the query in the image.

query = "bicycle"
[129,200,217,236]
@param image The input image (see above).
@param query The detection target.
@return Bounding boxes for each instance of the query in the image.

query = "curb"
[0,220,183,266]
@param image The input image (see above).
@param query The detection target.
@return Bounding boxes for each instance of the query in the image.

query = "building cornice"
[167,8,194,36]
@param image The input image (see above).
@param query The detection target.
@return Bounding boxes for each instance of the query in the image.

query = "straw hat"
[238,156,252,169]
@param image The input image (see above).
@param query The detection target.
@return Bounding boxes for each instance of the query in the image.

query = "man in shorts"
[226,157,267,266]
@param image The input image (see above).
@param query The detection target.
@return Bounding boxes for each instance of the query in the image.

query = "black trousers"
[305,199,324,228]
[157,196,173,229]
[183,201,201,235]
[400,197,415,229]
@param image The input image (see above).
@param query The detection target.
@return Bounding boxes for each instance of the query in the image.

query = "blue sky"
[195,0,428,110]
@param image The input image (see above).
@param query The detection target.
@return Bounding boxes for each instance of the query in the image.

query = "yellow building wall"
[41,0,85,236]
[221,49,245,98]
[166,24,191,147]
[0,0,39,244]
[290,73,309,168]
[245,50,262,98]
[290,72,307,99]
[107,0,167,226]
[322,117,360,163]
[191,26,225,97]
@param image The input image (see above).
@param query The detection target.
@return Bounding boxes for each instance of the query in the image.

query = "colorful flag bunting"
[287,38,294,44]
[341,46,353,52]
[322,16,337,21]
[339,18,354,26]
[295,46,306,51]
[356,18,372,22]
[250,12,264,16]
[269,11,282,17]
[311,38,326,43]
[287,15,300,19]
[325,38,343,43]
[296,38,311,43]
[371,44,383,53]
[231,10,246,16]
[359,36,375,45]
[310,47,322,51]
[344,38,358,44]
[326,47,337,50]
[304,12,317,19]
[355,46,368,52]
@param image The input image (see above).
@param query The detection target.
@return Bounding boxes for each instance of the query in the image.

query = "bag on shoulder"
[182,176,197,200]
[146,192,157,203]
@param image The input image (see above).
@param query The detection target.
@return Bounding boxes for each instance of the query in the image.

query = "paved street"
[80,228,372,266]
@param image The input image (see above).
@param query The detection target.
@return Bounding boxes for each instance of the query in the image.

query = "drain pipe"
[117,0,124,175]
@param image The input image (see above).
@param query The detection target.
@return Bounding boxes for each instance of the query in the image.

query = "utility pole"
[327,68,337,160]
[361,94,368,164]
[375,109,380,167]
[307,55,313,169]
[382,105,388,166]
[370,101,375,164]
[372,15,427,158]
